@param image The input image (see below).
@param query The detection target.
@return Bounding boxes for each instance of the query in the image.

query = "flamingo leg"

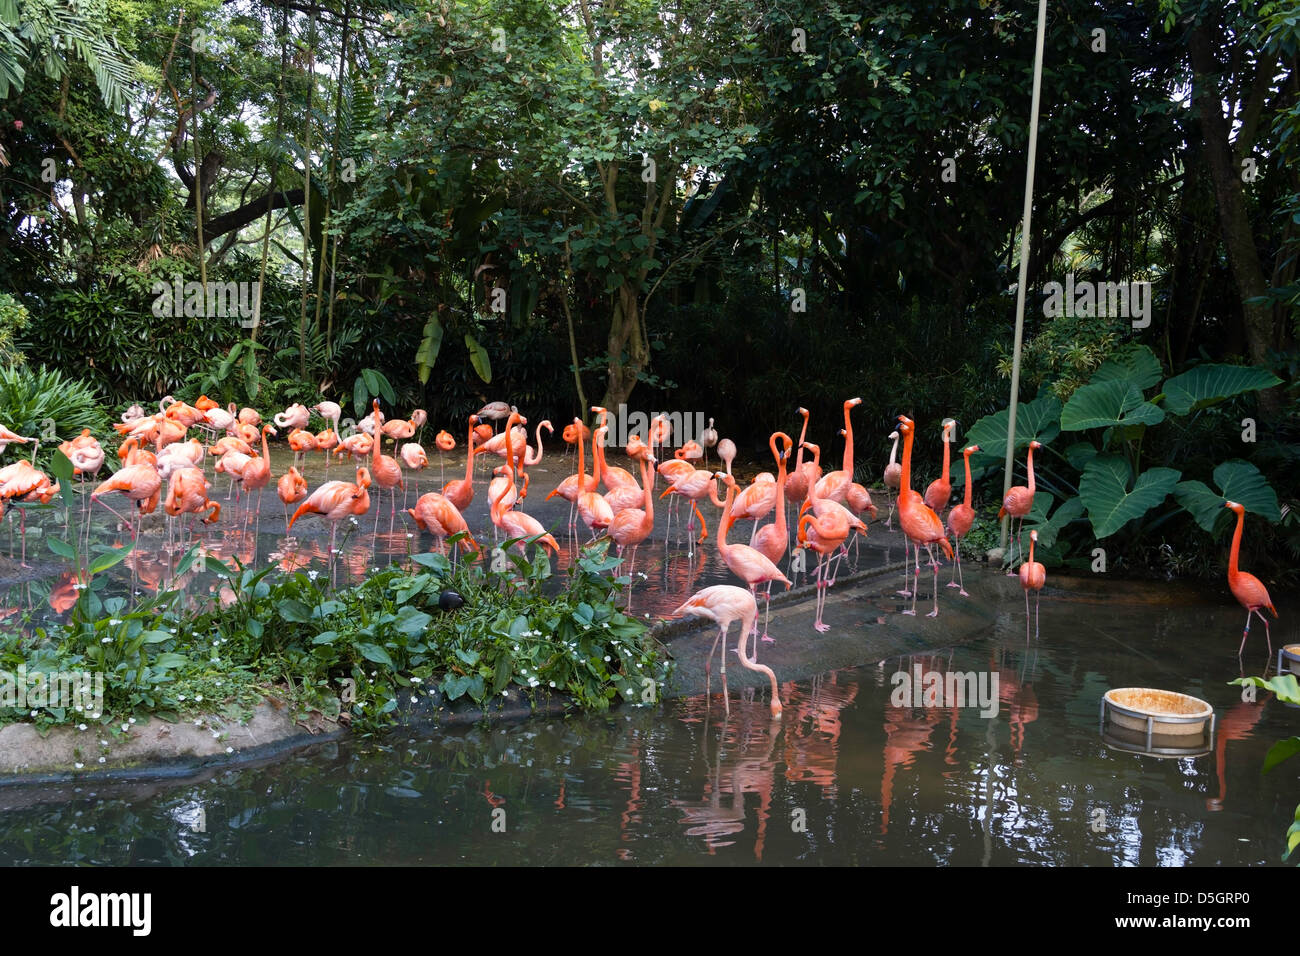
[904,543,921,616]
[1026,586,1032,642]
[926,543,940,618]
[898,534,912,597]
[761,583,774,645]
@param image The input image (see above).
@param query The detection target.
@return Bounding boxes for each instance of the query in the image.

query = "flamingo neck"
[1026,445,1036,493]
[1228,508,1243,576]
[962,451,974,509]
[796,411,809,468]
[940,430,950,480]
[464,422,477,484]
[640,457,654,526]
[842,404,855,476]
[899,429,913,494]
[717,482,736,551]
[774,450,788,538]
[888,434,899,467]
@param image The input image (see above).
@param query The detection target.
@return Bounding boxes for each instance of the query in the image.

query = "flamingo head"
[846,397,862,408]
[356,467,372,488]
[964,444,980,456]
[798,406,808,417]
[263,425,277,437]
[1029,530,1038,542]
[1224,500,1243,514]
[540,419,554,434]
[802,441,820,455]
[1029,440,1042,451]
[941,418,957,441]
[888,430,899,440]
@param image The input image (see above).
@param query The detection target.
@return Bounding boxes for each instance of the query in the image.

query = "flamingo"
[998,440,1042,573]
[649,414,672,464]
[434,429,455,484]
[883,430,902,529]
[368,400,405,531]
[717,438,736,477]
[609,453,656,575]
[731,472,777,547]
[700,417,718,468]
[488,449,559,557]
[896,416,954,618]
[239,424,277,528]
[155,438,206,479]
[287,428,317,470]
[547,416,599,525]
[752,433,793,568]
[923,419,956,517]
[799,441,867,585]
[164,466,221,529]
[577,426,615,539]
[408,492,480,559]
[783,408,813,510]
[945,444,980,596]
[591,407,639,490]
[400,442,428,507]
[1224,500,1277,658]
[1019,529,1046,640]
[277,466,308,524]
[314,426,339,471]
[442,416,480,512]
[238,407,262,428]
[798,490,850,633]
[476,401,515,427]
[562,420,590,464]
[334,432,373,461]
[274,403,309,431]
[0,461,59,564]
[288,465,372,557]
[813,396,862,504]
[671,585,783,719]
[120,404,145,425]
[716,472,792,652]
[381,413,417,445]
[91,461,162,540]
[660,462,725,549]
[516,419,553,500]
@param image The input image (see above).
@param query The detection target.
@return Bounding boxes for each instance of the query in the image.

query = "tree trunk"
[1188,25,1280,404]
[600,284,649,409]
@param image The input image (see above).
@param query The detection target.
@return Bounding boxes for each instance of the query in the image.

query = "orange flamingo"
[368,400,405,529]
[896,416,954,618]
[998,439,1042,572]
[577,426,615,539]
[608,453,656,575]
[0,460,59,564]
[591,406,638,490]
[442,416,480,512]
[408,492,480,558]
[288,465,372,556]
[784,408,813,510]
[91,461,162,539]
[277,466,307,524]
[547,416,599,525]
[1224,500,1277,658]
[239,424,276,527]
[798,487,850,633]
[488,449,559,557]
[1019,529,1046,639]
[945,444,980,596]
[287,428,317,470]
[923,419,955,516]
[798,441,866,585]
[671,585,782,719]
[434,429,455,484]
[752,433,794,568]
[164,466,221,528]
[813,396,862,504]
[660,462,724,549]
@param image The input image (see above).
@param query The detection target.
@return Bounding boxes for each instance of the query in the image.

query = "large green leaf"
[1161,364,1281,416]
[966,394,1061,465]
[1174,460,1281,532]
[415,312,444,384]
[1024,496,1085,550]
[1061,379,1165,431]
[1090,344,1163,390]
[465,333,492,384]
[1078,454,1181,538]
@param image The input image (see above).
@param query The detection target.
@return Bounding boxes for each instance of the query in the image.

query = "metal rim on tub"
[1099,689,1216,755]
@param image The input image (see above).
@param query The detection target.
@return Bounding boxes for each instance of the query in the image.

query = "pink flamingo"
[813,396,862,504]
[896,416,954,618]
[1224,500,1278,658]
[923,419,956,517]
[1019,530,1046,640]
[946,444,980,595]
[547,416,599,525]
[288,465,372,557]
[882,430,901,529]
[998,439,1042,572]
[716,472,792,653]
[671,585,783,719]
[408,492,480,560]
[609,453,656,575]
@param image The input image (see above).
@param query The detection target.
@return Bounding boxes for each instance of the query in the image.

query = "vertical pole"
[1001,0,1049,552]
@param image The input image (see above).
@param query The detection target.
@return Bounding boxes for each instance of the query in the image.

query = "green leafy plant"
[1230,674,1300,864]
[0,364,108,466]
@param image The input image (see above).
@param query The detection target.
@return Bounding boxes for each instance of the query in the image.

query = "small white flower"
[74,762,84,769]
[100,637,112,644]
[548,681,555,688]
[411,677,422,684]
[194,719,203,726]
[120,723,129,732]
[177,694,185,701]
[308,570,320,581]
[30,709,38,717]
[74,704,83,712]
[89,712,100,719]
[195,695,203,703]
[410,696,417,704]
[212,731,220,738]
[77,723,87,731]
[108,619,122,626]
[212,640,220,647]
[99,739,108,746]
[98,756,106,763]
[169,628,177,634]
[128,717,136,724]
[225,746,233,754]
[215,681,222,687]
[603,656,611,662]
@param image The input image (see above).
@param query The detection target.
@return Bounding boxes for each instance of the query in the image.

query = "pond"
[0,580,1291,866]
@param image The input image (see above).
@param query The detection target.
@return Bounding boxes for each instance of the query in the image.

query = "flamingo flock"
[0,387,1279,716]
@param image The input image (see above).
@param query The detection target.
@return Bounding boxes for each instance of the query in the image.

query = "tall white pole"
[1001,0,1049,553]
